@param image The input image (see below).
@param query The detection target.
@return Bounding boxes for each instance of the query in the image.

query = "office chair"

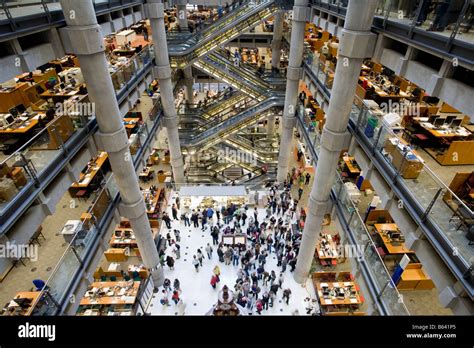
[100,275,107,282]
[109,275,117,282]
[33,279,46,291]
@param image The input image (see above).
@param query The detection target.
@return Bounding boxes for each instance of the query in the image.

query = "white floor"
[147,192,318,316]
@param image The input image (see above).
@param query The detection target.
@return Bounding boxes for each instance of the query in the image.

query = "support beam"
[276,1,309,183]
[294,0,378,283]
[176,0,188,31]
[271,12,284,73]
[183,65,194,105]
[145,0,185,183]
[59,0,163,287]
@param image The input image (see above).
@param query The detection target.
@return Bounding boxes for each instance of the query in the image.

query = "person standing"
[173,278,180,292]
[173,244,181,260]
[217,246,224,263]
[174,229,181,242]
[192,255,200,272]
[262,292,269,310]
[191,211,199,228]
[166,256,175,270]
[183,212,190,227]
[205,243,213,259]
[256,299,263,315]
[211,226,219,245]
[171,290,180,305]
[281,256,287,272]
[232,246,240,266]
[201,211,208,231]
[305,172,311,185]
[268,290,275,307]
[282,288,292,304]
[210,274,218,289]
[278,272,284,289]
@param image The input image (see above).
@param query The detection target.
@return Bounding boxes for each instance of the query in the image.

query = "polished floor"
[147,199,318,316]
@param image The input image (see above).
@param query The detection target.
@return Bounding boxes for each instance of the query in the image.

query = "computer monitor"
[15,104,26,114]
[451,119,462,128]
[445,116,457,125]
[5,114,15,126]
[434,118,445,128]
[388,232,401,240]
[9,107,18,117]
[428,115,438,124]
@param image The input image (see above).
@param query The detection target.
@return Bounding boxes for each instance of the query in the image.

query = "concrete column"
[59,0,164,287]
[271,12,284,72]
[145,0,185,183]
[294,0,377,283]
[9,39,31,73]
[183,65,194,105]
[276,0,309,183]
[47,27,66,59]
[267,114,275,139]
[426,59,455,96]
[176,0,188,31]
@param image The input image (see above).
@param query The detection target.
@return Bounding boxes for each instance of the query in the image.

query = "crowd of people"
[155,181,314,315]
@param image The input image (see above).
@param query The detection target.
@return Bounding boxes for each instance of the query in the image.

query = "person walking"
[192,255,200,272]
[166,256,175,270]
[205,243,213,259]
[163,212,171,229]
[268,290,275,307]
[269,270,277,287]
[298,187,304,200]
[163,278,172,292]
[160,290,170,306]
[282,288,292,304]
[197,249,204,266]
[305,172,311,185]
[224,247,233,265]
[172,204,179,221]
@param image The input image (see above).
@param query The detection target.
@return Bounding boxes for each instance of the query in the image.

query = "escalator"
[211,49,287,90]
[168,0,292,68]
[221,136,279,164]
[193,58,267,97]
[180,95,284,150]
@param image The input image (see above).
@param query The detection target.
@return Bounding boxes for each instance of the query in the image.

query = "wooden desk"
[316,234,339,261]
[128,265,149,279]
[70,152,109,193]
[0,118,39,135]
[374,223,414,255]
[109,228,137,248]
[41,87,79,99]
[80,281,140,306]
[0,83,31,112]
[315,281,362,307]
[342,156,361,176]
[358,76,411,99]
[143,188,160,215]
[413,119,471,139]
[123,117,140,137]
[397,268,435,290]
[2,292,41,316]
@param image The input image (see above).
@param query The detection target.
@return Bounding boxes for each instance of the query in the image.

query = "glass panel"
[453,1,474,45]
